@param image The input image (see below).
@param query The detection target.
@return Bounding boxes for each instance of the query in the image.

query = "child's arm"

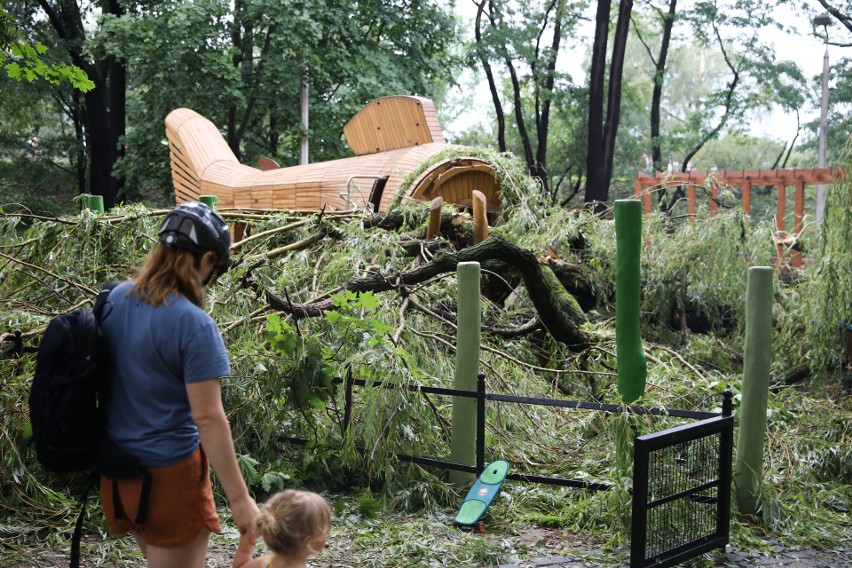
[233,532,264,568]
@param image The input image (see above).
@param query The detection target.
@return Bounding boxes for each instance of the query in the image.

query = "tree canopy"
[0,0,847,211]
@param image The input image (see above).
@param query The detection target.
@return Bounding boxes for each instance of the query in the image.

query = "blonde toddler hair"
[256,489,331,556]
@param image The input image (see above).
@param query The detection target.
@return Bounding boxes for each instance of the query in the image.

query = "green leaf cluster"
[0,9,93,92]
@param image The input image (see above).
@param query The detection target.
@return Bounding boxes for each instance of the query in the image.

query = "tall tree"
[584,0,634,207]
[471,0,584,200]
[34,0,126,209]
[631,0,677,174]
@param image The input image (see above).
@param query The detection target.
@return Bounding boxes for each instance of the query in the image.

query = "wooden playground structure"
[165,96,501,216]
[634,167,845,266]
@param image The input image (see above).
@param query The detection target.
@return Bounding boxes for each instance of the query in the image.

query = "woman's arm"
[187,379,260,536]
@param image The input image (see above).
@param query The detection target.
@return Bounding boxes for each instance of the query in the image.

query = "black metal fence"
[330,371,734,566]
[630,392,734,567]
[341,371,722,492]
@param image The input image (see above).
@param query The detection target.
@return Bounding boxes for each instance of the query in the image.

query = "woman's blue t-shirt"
[100,281,231,467]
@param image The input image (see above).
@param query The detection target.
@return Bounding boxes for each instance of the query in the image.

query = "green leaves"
[326,291,393,344]
[262,312,336,414]
[1,10,93,92]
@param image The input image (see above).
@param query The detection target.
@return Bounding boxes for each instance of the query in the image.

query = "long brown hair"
[130,242,205,307]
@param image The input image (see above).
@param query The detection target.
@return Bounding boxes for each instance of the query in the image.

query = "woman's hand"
[231,494,261,539]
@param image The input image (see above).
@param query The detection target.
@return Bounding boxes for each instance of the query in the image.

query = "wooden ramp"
[165,95,500,213]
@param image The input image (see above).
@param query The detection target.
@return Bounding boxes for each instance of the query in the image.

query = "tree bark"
[37,0,125,209]
[584,0,611,207]
[254,236,589,350]
[584,0,633,209]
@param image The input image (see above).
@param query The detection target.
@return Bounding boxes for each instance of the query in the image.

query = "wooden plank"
[427,197,443,239]
[472,190,488,244]
[709,180,718,217]
[687,185,696,222]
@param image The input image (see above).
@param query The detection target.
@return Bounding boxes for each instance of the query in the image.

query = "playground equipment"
[634,168,845,266]
[165,96,501,214]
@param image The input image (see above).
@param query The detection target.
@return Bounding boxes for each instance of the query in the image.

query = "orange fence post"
[793,181,805,234]
[742,181,751,218]
[687,184,696,222]
[775,183,787,263]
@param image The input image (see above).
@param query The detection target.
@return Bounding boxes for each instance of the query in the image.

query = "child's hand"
[233,531,260,568]
[238,530,258,549]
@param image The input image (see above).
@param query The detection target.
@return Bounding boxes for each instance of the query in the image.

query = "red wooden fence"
[634,168,845,267]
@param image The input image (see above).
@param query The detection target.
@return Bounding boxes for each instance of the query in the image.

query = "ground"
[7,523,852,567]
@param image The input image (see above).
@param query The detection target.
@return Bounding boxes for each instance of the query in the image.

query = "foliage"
[0,8,93,91]
[0,194,850,565]
[774,142,852,378]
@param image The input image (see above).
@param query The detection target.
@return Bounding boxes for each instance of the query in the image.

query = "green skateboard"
[454,460,509,530]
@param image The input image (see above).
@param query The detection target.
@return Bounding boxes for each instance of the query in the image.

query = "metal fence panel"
[632,414,734,567]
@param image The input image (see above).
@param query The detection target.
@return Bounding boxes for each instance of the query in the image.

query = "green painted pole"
[83,194,104,213]
[614,199,647,404]
[450,261,481,486]
[734,266,773,516]
[199,194,219,209]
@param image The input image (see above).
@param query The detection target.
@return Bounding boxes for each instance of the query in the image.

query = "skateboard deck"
[454,459,509,526]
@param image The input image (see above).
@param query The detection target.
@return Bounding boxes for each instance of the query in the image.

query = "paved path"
[499,540,852,567]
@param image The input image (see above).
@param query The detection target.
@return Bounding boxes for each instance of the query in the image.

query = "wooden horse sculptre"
[165,95,501,215]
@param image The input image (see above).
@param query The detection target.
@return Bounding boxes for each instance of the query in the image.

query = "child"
[234,489,331,568]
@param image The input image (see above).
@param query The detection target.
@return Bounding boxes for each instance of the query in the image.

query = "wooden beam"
[426,196,443,240]
[472,190,488,244]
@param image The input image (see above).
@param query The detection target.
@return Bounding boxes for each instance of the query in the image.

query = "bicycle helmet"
[158,201,231,274]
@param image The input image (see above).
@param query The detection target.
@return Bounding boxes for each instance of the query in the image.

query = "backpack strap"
[93,281,121,321]
[70,473,97,568]
[109,469,153,530]
[135,469,153,529]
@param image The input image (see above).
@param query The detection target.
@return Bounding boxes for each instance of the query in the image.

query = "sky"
[445,0,847,145]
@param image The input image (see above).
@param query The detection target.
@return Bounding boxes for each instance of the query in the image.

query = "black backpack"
[28,282,151,568]
[29,283,117,473]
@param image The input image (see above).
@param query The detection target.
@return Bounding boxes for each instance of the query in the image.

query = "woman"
[98,201,259,567]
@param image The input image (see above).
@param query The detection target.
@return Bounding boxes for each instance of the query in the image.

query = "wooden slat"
[472,190,488,244]
[427,197,443,239]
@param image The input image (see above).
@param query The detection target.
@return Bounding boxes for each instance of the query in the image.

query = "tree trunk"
[254,236,589,350]
[584,0,633,208]
[475,1,507,152]
[650,0,677,174]
[601,0,633,192]
[584,0,611,207]
[38,0,125,209]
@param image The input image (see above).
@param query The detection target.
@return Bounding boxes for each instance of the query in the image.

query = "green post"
[614,199,647,404]
[85,194,104,213]
[450,261,481,486]
[734,266,773,515]
[199,195,218,209]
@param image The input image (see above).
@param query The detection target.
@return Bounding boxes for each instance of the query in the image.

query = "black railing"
[630,391,734,568]
[339,371,724,493]
[285,370,734,566]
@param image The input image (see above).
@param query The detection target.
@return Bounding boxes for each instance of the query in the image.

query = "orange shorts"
[99,446,221,547]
